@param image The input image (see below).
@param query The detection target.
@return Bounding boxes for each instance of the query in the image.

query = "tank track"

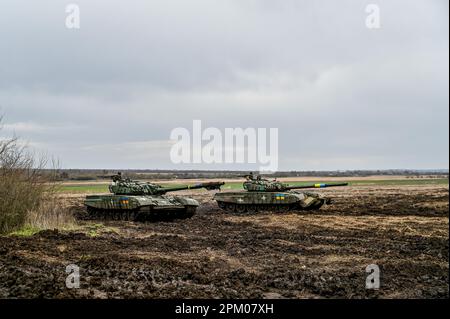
[216,201,326,213]
[79,206,197,222]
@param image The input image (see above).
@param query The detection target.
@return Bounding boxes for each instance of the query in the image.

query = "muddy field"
[0,184,448,299]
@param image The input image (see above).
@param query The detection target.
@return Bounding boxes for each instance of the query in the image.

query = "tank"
[214,173,347,213]
[83,173,224,221]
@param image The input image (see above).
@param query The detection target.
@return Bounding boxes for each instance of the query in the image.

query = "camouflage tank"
[83,173,224,221]
[214,173,347,213]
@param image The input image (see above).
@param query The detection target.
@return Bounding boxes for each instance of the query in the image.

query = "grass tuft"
[9,225,41,237]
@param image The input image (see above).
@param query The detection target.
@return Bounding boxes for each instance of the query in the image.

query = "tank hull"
[83,195,199,221]
[214,191,329,213]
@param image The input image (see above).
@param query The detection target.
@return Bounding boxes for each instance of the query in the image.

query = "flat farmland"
[0,177,448,298]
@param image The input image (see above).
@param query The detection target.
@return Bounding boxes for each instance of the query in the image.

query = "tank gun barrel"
[285,182,348,190]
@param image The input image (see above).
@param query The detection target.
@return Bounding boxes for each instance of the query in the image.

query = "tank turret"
[243,178,347,192]
[110,178,224,195]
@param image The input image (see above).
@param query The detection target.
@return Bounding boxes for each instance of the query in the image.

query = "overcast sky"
[0,0,448,170]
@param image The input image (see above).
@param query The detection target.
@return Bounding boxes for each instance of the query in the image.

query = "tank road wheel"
[85,207,93,219]
[224,204,236,212]
[128,210,139,221]
[84,207,108,220]
[96,209,103,220]
[235,205,247,214]
[184,206,196,219]
[85,207,95,220]
[247,205,258,214]
[217,201,226,209]
[134,211,145,222]
[266,205,274,212]
[92,208,101,220]
[164,211,174,221]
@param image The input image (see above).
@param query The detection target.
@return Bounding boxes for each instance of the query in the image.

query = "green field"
[59,184,111,193]
[59,178,449,193]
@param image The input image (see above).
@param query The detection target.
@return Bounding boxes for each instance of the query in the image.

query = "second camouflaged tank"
[83,173,224,221]
[214,174,347,213]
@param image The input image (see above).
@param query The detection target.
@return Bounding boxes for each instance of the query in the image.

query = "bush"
[0,117,75,234]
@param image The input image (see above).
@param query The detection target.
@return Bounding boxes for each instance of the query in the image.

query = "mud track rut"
[0,185,448,298]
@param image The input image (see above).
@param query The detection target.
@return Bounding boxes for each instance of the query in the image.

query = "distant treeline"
[44,169,449,181]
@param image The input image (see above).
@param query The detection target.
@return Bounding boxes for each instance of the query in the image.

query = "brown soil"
[0,185,448,299]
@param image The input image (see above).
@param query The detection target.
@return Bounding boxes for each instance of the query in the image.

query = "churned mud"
[0,185,448,299]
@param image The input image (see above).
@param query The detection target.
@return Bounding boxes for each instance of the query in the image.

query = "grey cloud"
[0,0,448,170]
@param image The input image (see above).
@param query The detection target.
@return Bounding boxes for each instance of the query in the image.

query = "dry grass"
[25,197,76,230]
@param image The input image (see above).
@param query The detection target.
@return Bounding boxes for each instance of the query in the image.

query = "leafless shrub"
[0,116,75,233]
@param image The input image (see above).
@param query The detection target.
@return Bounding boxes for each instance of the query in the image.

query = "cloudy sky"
[0,0,448,170]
